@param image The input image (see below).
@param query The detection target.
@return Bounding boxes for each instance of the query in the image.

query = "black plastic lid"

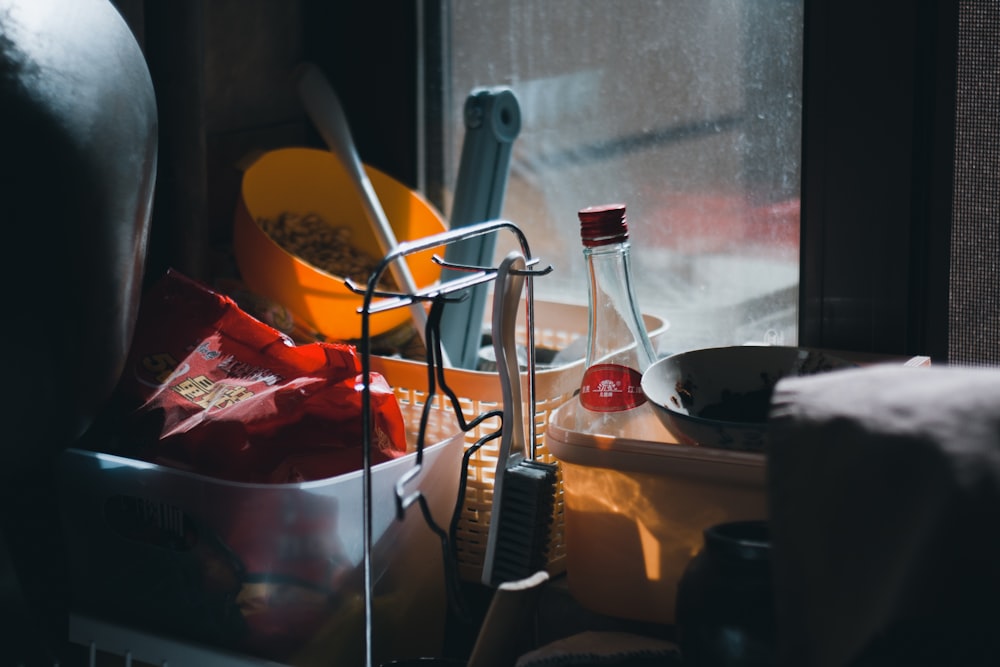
[703,519,771,562]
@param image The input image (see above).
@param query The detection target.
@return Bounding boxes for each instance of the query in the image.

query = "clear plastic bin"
[546,397,767,625]
[56,408,464,667]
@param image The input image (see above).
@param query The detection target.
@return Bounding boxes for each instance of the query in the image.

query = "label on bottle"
[579,363,647,412]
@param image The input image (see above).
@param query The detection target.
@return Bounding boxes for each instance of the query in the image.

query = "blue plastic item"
[440,87,522,369]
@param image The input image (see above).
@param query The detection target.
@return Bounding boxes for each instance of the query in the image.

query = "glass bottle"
[575,203,663,440]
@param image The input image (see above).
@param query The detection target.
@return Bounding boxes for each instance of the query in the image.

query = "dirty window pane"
[438,0,803,353]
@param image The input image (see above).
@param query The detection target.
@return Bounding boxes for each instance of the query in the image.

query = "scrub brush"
[481,250,559,587]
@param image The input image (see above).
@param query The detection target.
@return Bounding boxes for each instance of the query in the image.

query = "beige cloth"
[767,363,1000,667]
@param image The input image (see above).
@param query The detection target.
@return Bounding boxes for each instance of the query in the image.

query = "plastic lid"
[546,398,766,483]
[579,203,628,247]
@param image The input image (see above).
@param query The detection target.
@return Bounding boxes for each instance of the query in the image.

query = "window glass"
[438,0,803,353]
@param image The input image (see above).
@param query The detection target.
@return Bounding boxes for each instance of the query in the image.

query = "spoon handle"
[295,62,434,351]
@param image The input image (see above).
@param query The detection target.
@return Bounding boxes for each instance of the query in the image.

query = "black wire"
[404,296,504,625]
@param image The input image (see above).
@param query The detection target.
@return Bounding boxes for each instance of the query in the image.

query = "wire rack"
[350,219,550,667]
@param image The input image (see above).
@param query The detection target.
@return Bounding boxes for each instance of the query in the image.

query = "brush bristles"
[487,459,558,586]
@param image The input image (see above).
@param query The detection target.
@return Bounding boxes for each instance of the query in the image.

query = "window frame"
[312,0,958,362]
[799,0,955,361]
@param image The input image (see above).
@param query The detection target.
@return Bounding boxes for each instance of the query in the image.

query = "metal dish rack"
[351,219,549,667]
[69,219,551,667]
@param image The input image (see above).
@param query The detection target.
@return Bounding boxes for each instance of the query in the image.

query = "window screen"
[950,2,1000,366]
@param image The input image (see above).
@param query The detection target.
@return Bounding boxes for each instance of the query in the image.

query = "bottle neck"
[583,239,657,372]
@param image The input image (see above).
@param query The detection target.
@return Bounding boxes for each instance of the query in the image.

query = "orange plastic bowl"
[233,147,447,341]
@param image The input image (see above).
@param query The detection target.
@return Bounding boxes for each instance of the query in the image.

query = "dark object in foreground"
[676,520,776,667]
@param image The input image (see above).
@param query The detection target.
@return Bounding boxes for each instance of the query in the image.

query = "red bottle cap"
[579,203,629,247]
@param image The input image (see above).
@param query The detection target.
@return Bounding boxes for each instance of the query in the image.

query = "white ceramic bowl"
[641,346,855,451]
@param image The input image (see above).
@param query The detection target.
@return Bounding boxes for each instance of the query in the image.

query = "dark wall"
[799,0,957,359]
[111,1,419,287]
[300,2,420,188]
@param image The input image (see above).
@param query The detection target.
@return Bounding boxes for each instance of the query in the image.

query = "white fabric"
[767,363,1000,667]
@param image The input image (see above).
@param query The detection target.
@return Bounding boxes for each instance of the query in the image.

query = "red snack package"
[116,269,407,482]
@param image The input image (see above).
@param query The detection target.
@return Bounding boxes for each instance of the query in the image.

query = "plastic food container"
[546,398,767,625]
[56,412,464,667]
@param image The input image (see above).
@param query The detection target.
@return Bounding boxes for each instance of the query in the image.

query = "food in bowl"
[256,211,397,290]
[641,345,855,451]
[674,376,772,423]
